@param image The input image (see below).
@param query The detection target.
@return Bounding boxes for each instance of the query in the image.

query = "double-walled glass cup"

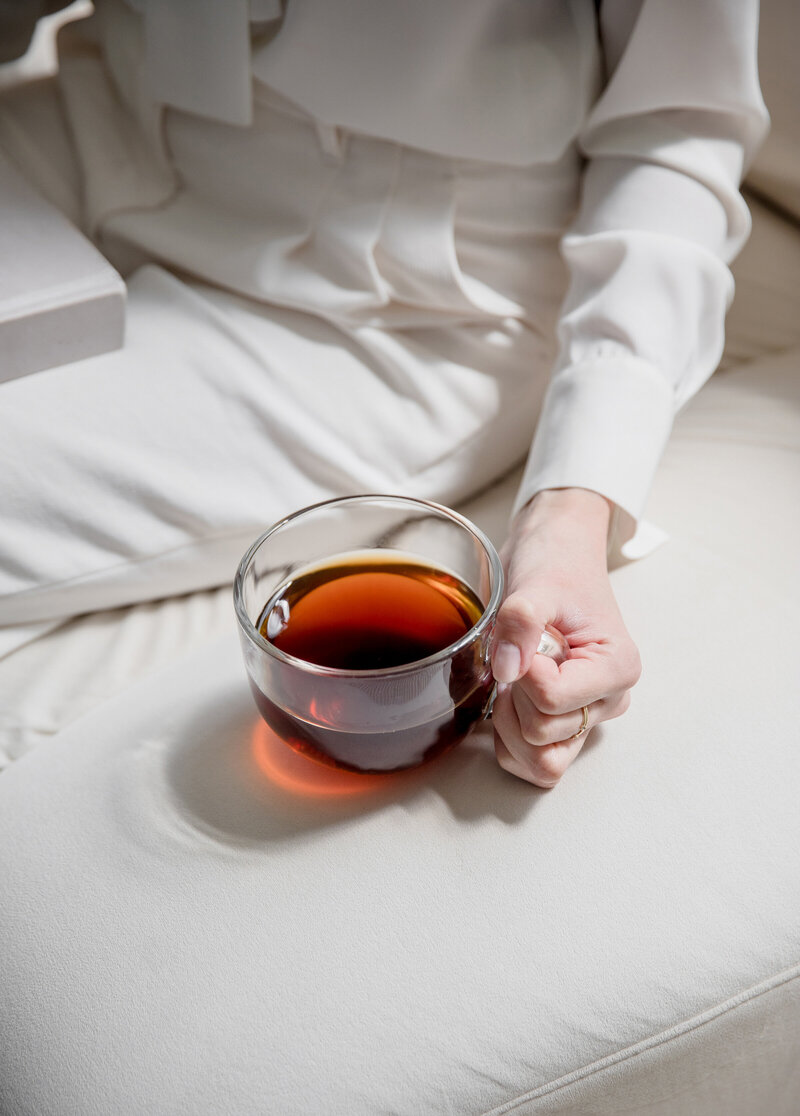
[234,495,505,774]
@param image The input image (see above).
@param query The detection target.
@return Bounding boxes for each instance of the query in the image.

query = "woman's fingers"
[492,683,631,788]
[492,706,589,788]
[517,641,641,716]
[491,592,543,683]
[491,589,641,713]
[510,684,591,747]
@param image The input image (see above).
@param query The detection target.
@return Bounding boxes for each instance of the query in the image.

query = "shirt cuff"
[511,355,675,559]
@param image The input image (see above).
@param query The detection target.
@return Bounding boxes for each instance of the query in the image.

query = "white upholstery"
[719,190,800,370]
[1,345,799,1114]
[746,0,800,223]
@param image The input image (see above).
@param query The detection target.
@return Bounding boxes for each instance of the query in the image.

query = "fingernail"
[492,641,521,683]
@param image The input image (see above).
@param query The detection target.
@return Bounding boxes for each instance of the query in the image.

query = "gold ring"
[571,705,590,740]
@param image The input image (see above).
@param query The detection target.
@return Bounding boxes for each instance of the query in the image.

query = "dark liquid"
[253,555,493,773]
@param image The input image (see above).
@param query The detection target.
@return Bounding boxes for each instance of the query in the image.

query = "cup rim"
[233,494,504,679]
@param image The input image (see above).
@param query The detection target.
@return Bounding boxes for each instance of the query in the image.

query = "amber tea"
[250,553,494,773]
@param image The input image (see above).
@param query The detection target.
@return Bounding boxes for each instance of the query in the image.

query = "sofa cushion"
[0,346,798,1115]
[745,0,800,223]
[721,191,800,370]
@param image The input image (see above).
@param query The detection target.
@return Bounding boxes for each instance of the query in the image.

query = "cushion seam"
[480,963,800,1115]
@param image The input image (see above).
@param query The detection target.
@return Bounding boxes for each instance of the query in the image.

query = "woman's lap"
[0,263,544,628]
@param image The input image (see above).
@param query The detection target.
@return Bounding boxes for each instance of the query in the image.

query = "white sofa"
[1,335,799,1115]
[1,7,799,1114]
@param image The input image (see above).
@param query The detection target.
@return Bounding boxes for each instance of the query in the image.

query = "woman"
[0,0,767,785]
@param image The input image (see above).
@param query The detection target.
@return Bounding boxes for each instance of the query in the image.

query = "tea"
[251,553,494,773]
[262,555,483,668]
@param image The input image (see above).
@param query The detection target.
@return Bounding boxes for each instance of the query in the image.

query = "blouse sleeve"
[512,0,769,556]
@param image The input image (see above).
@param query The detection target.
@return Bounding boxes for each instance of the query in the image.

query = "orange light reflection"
[251,719,389,798]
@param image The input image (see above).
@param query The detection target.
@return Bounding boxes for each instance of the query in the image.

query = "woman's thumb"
[490,593,545,683]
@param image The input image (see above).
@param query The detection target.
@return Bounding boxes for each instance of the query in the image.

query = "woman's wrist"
[513,487,612,555]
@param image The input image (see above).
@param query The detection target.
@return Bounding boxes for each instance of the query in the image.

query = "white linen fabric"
[89,0,769,536]
[0,38,567,631]
[0,260,551,626]
[1,344,799,1114]
[0,0,768,642]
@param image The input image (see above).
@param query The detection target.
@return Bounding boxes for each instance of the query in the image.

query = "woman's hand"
[491,488,641,788]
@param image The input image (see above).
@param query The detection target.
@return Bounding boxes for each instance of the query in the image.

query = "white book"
[0,149,125,383]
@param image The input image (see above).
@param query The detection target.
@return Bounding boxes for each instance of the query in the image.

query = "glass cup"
[234,494,567,775]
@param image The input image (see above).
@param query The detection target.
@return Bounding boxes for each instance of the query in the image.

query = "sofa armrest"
[0,149,125,383]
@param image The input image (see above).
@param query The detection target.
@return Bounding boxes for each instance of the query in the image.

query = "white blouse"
[114,0,770,550]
